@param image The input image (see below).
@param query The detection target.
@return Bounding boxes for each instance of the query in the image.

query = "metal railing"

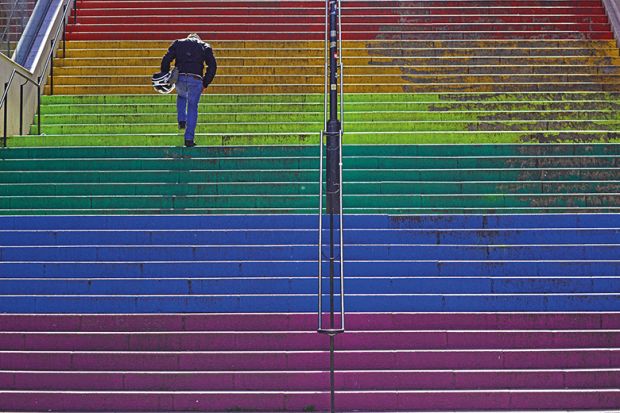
[1,69,40,146]
[318,0,345,336]
[1,0,74,146]
[1,0,38,57]
[317,1,345,412]
[602,0,620,47]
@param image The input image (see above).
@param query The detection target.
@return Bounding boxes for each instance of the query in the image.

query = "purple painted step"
[2,349,618,371]
[1,312,618,331]
[2,370,619,391]
[2,313,619,411]
[2,390,620,411]
[1,330,617,351]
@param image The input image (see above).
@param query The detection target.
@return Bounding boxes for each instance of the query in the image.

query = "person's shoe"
[178,121,186,130]
[184,140,196,147]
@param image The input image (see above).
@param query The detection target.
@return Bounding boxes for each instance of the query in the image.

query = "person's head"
[187,33,202,41]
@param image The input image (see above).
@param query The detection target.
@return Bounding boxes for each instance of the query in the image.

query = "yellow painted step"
[64,39,619,50]
[49,73,620,86]
[53,65,406,76]
[53,64,620,77]
[59,48,325,59]
[44,82,620,96]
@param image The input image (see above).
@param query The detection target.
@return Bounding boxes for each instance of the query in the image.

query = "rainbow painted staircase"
[1,0,620,411]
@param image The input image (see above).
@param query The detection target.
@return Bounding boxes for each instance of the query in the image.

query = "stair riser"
[1,390,618,412]
[1,350,617,370]
[1,331,617,350]
[2,261,617,277]
[2,370,618,391]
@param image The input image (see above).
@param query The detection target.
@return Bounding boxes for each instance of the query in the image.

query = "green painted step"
[2,143,615,214]
[1,193,617,211]
[1,181,617,196]
[37,92,620,105]
[9,131,620,147]
[30,120,620,135]
[37,101,620,114]
[35,110,620,124]
[2,144,618,158]
[0,144,617,157]
[1,156,617,171]
[4,207,617,215]
[2,169,616,184]
[14,92,619,146]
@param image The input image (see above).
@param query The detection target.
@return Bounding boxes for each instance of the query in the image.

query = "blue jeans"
[176,74,203,142]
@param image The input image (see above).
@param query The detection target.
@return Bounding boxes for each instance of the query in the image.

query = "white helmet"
[152,70,176,94]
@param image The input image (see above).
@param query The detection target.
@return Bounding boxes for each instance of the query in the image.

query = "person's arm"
[203,47,217,88]
[161,41,177,73]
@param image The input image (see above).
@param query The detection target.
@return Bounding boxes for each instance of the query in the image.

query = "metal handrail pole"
[73,0,78,25]
[337,0,345,330]
[37,80,41,135]
[323,0,328,130]
[338,129,345,329]
[49,40,55,95]
[337,0,344,126]
[3,83,7,146]
[19,82,25,135]
[40,0,73,91]
[62,4,67,58]
[1,71,17,147]
[318,131,324,330]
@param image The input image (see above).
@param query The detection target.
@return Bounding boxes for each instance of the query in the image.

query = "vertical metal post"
[37,83,41,135]
[50,40,55,95]
[62,4,67,58]
[19,83,24,135]
[3,82,8,147]
[318,2,344,413]
[73,0,78,24]
[326,0,341,218]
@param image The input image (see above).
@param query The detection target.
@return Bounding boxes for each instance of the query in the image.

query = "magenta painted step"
[2,312,618,411]
[2,390,620,411]
[2,313,617,332]
[1,330,618,351]
[1,349,619,371]
[2,370,619,391]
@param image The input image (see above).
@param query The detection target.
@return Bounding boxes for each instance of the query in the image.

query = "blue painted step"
[1,261,619,278]
[1,295,618,313]
[1,277,618,294]
[1,214,620,230]
[1,245,618,261]
[0,214,618,313]
[1,229,618,245]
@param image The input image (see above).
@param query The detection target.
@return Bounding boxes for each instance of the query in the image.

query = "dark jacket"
[161,37,217,88]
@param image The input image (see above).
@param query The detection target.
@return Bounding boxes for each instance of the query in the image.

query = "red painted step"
[74,0,607,7]
[71,16,610,25]
[66,23,611,32]
[75,7,608,17]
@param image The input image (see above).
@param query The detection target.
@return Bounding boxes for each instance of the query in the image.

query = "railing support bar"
[37,80,41,135]
[19,83,25,135]
[3,82,8,147]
